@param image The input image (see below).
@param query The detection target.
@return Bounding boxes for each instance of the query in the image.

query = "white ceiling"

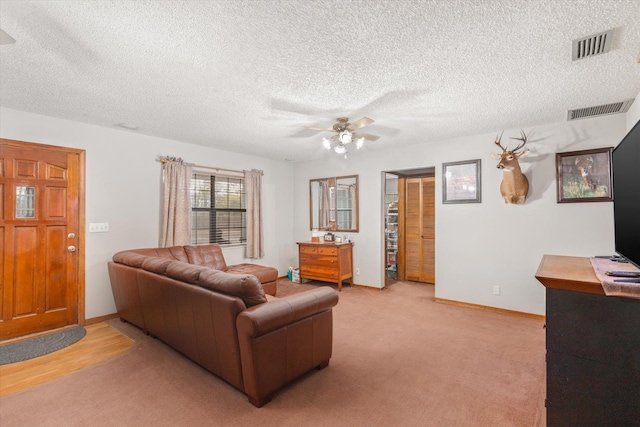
[1,0,639,162]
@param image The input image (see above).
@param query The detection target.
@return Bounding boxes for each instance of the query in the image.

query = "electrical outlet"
[89,222,109,233]
[493,285,501,296]
[355,268,360,275]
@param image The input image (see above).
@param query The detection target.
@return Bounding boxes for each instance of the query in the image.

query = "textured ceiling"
[1,0,639,162]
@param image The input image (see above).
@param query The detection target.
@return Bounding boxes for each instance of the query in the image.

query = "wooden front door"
[403,176,435,283]
[0,139,84,340]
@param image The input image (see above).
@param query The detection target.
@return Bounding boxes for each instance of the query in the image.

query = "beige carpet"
[0,280,546,426]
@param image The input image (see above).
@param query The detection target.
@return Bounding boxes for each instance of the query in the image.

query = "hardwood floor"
[0,322,134,396]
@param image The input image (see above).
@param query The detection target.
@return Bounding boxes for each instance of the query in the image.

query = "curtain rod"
[159,157,263,176]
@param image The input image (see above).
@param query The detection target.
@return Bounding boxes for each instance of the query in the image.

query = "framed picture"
[556,147,613,203]
[442,159,481,204]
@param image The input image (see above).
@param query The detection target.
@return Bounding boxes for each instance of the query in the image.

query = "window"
[190,173,246,245]
[336,185,352,230]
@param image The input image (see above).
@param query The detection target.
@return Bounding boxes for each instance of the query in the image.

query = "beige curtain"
[159,158,193,247]
[245,169,264,258]
[319,179,330,229]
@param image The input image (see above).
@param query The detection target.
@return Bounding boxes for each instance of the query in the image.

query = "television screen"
[612,119,640,269]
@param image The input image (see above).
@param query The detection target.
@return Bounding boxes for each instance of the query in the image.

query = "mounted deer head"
[491,130,530,204]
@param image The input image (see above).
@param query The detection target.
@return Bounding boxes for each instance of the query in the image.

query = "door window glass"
[16,186,36,218]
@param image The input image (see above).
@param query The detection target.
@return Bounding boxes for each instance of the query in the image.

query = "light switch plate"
[89,222,109,233]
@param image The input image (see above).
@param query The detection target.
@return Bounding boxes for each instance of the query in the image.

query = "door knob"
[68,246,76,252]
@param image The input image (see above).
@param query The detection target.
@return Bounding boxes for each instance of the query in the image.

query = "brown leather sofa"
[108,244,339,407]
[111,243,279,295]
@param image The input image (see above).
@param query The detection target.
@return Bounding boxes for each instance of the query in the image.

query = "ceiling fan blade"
[347,117,374,131]
[290,128,323,138]
[304,126,335,132]
[352,132,380,141]
[0,28,16,45]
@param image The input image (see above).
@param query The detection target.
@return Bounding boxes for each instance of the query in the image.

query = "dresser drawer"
[299,245,339,255]
[300,265,339,280]
[317,246,338,256]
[299,254,338,268]
[299,245,318,254]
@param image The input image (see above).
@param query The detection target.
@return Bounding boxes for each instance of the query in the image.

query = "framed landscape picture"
[442,159,481,204]
[556,147,613,203]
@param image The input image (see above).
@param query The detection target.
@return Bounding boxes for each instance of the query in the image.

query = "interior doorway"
[384,174,399,286]
[0,139,86,340]
[383,167,435,288]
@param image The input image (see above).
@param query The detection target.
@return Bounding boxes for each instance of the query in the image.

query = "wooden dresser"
[535,255,640,426]
[297,242,353,291]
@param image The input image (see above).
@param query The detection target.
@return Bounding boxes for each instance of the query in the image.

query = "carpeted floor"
[0,280,546,426]
[0,327,87,365]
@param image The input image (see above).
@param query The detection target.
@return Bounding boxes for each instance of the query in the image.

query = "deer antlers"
[494,131,506,152]
[510,130,528,152]
[495,130,528,152]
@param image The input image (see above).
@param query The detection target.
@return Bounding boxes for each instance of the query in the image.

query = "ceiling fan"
[305,117,380,158]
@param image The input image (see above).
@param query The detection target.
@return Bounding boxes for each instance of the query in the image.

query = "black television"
[612,119,640,270]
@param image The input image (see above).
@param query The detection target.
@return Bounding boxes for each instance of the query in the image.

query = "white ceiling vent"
[567,99,634,121]
[572,30,613,61]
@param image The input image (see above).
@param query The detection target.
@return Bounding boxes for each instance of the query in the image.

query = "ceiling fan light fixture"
[312,117,378,158]
[339,130,352,144]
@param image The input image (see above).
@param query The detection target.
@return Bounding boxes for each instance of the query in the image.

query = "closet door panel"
[402,176,435,284]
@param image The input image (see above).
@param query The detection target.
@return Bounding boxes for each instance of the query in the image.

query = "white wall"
[294,114,628,315]
[1,107,294,319]
[2,105,633,319]
[627,93,640,130]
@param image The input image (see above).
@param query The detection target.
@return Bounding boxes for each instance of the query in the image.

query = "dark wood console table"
[535,255,640,427]
[297,242,353,291]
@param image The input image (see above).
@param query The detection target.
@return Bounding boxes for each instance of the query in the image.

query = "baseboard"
[84,313,119,326]
[278,276,379,291]
[434,297,545,320]
[351,283,383,291]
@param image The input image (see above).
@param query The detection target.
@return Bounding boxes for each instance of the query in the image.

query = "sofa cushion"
[114,247,189,264]
[184,245,228,271]
[166,261,209,284]
[141,257,173,275]
[155,246,190,262]
[198,269,267,307]
[113,251,148,268]
[226,263,278,284]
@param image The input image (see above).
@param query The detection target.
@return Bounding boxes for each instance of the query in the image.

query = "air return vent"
[572,30,613,61]
[567,99,634,121]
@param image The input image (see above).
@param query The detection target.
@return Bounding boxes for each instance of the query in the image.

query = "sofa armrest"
[237,287,338,338]
[236,287,338,407]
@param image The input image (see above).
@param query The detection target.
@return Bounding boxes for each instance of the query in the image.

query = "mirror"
[310,175,359,232]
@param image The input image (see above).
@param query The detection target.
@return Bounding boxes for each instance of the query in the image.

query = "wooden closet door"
[404,178,421,281]
[403,176,435,283]
[421,176,435,283]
